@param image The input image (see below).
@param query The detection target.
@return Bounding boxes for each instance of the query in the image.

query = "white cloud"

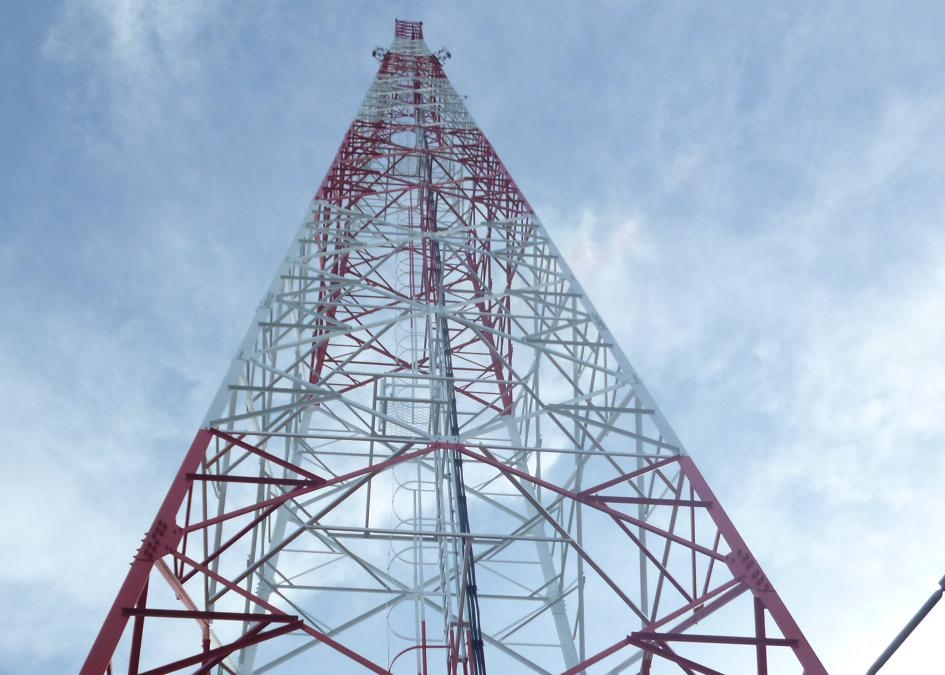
[43,0,218,86]
[42,0,223,167]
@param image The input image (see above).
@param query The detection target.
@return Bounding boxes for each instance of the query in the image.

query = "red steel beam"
[80,429,213,675]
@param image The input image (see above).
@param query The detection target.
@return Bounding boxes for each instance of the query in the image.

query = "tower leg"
[81,430,212,675]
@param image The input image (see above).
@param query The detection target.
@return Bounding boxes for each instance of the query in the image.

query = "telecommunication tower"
[81,20,826,675]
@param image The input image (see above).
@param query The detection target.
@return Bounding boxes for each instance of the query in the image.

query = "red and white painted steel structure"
[81,20,826,675]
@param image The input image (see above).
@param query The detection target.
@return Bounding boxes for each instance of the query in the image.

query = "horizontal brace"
[507,289,583,297]
[186,473,324,487]
[632,631,797,647]
[523,338,612,347]
[546,404,653,414]
[306,523,570,543]
[577,456,682,496]
[122,608,298,623]
[213,430,662,459]
[138,621,303,675]
[375,395,447,404]
[209,429,326,484]
[626,637,723,675]
[226,385,325,394]
[588,496,712,507]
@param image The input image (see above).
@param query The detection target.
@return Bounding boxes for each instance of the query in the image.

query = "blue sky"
[2,1,945,673]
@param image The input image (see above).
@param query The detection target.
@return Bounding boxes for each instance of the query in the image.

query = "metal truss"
[81,19,826,675]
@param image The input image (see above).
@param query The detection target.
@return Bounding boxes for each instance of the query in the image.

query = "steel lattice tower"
[82,20,826,675]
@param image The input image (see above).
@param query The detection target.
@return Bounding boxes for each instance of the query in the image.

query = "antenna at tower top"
[394,19,423,40]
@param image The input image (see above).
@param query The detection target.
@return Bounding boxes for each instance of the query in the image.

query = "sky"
[2,1,945,673]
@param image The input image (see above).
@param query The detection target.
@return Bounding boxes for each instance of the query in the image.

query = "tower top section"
[394,19,423,40]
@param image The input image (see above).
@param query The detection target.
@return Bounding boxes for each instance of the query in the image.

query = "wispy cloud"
[42,0,221,151]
